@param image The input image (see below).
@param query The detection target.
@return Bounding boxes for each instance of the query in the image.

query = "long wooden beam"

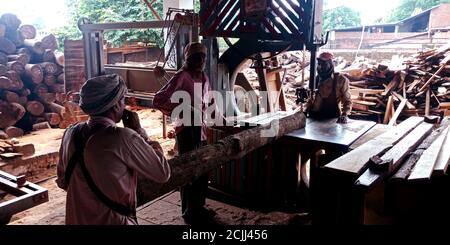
[325,117,424,176]
[136,111,306,205]
[392,117,450,180]
[355,122,433,191]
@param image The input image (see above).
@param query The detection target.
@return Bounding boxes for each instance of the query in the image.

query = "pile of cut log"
[344,44,450,124]
[0,13,84,139]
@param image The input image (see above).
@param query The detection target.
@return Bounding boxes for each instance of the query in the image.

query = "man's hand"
[122,109,142,130]
[336,115,348,124]
[147,139,164,154]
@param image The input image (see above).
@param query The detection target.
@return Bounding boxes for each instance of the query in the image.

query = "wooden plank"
[408,126,449,181]
[433,126,450,176]
[355,122,433,191]
[350,124,392,150]
[392,117,450,181]
[388,99,407,126]
[383,96,394,124]
[325,117,424,176]
[392,92,415,110]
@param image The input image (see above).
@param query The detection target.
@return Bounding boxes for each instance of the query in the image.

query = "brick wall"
[429,4,450,29]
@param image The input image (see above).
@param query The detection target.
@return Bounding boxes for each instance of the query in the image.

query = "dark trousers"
[176,127,208,217]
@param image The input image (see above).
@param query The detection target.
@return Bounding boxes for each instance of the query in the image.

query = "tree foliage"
[323,6,361,31]
[53,0,164,50]
[384,0,450,22]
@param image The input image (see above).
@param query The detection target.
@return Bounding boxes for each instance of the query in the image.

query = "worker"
[153,42,216,225]
[306,51,352,124]
[296,52,353,210]
[56,74,171,225]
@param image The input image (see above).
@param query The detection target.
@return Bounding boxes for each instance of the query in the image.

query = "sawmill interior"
[1,0,450,230]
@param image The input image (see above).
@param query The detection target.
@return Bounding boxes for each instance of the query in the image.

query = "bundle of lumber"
[345,43,450,124]
[325,116,450,191]
[0,138,35,160]
[0,13,83,138]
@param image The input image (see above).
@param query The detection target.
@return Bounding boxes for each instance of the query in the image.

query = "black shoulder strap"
[65,124,135,218]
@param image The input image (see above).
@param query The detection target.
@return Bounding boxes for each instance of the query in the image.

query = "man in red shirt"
[153,42,216,225]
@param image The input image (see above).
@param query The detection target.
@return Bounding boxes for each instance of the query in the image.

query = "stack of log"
[0,13,82,139]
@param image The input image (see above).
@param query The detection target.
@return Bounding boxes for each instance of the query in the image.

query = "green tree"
[53,0,164,50]
[323,6,361,31]
[384,0,450,22]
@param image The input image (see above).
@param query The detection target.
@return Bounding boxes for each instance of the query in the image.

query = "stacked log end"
[0,13,86,141]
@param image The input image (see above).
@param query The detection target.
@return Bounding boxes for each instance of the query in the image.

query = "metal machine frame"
[199,0,325,116]
[0,170,48,224]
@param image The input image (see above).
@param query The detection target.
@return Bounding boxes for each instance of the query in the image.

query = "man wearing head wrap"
[56,74,171,225]
[306,51,352,124]
[153,42,216,225]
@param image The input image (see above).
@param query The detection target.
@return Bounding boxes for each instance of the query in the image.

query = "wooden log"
[325,117,424,176]
[16,47,31,57]
[32,83,49,97]
[0,90,19,103]
[55,93,66,104]
[136,111,307,204]
[42,49,56,63]
[39,62,58,75]
[23,39,44,55]
[24,63,44,84]
[39,93,56,104]
[5,29,24,47]
[57,73,64,83]
[0,130,8,139]
[0,37,16,54]
[0,102,26,129]
[55,51,64,67]
[44,112,61,126]
[355,122,434,191]
[0,76,13,90]
[7,53,30,65]
[408,126,450,181]
[12,143,35,156]
[4,71,23,91]
[26,101,45,116]
[0,53,7,65]
[43,74,56,86]
[5,126,24,138]
[41,34,58,51]
[45,102,65,115]
[7,61,24,74]
[0,13,21,31]
[32,122,51,131]
[18,25,36,39]
[19,88,31,97]
[18,96,28,106]
[49,83,65,93]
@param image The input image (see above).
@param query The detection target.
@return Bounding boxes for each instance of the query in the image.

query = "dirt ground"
[6,108,307,225]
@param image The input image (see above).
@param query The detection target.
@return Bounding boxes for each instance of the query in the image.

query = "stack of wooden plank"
[326,116,450,191]
[347,43,450,123]
[0,13,83,139]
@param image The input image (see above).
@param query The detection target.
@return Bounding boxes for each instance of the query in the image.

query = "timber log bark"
[136,111,306,205]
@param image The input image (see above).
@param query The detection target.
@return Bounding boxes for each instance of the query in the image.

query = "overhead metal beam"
[79,20,170,32]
